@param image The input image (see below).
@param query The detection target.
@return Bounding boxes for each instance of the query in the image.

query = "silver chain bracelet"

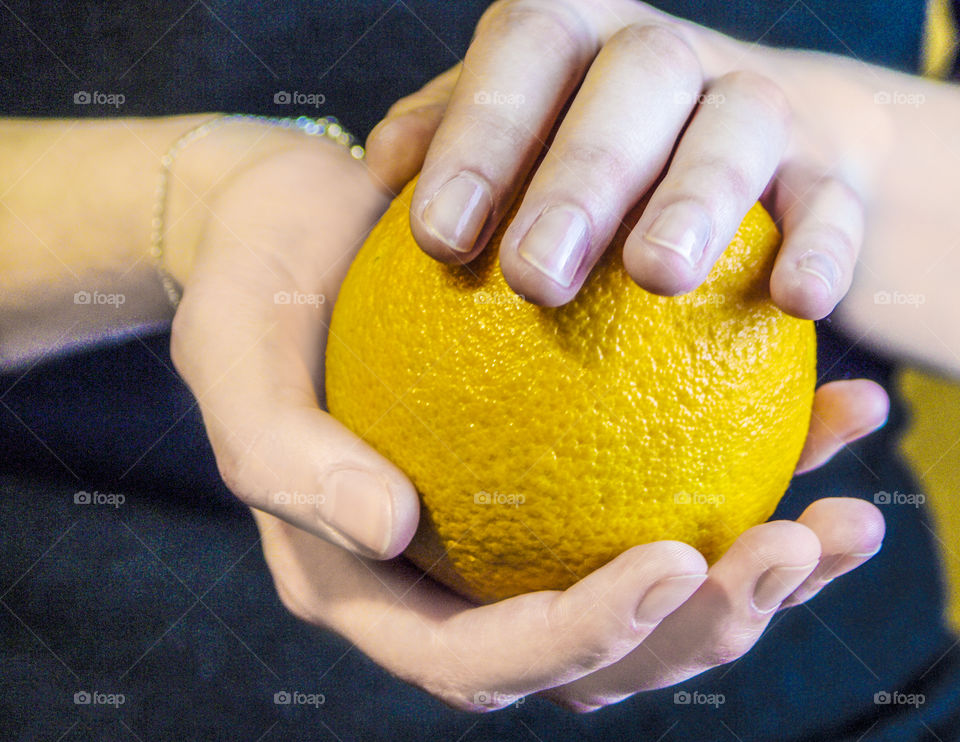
[150,113,365,310]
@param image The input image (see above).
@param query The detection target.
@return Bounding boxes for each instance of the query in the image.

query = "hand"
[257,434,885,713]
[167,122,422,559]
[367,0,882,318]
[163,117,888,712]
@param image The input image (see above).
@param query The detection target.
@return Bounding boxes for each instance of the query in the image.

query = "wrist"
[161,118,324,291]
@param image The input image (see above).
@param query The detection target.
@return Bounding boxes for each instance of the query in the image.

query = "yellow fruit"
[326,177,816,604]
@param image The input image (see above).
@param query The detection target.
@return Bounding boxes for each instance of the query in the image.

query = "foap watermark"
[674,491,726,507]
[74,690,125,708]
[873,90,925,108]
[474,90,526,108]
[74,290,126,308]
[474,490,526,508]
[473,690,525,708]
[274,91,326,108]
[74,90,125,108]
[273,690,325,708]
[674,690,725,708]
[273,491,325,507]
[674,91,726,108]
[74,490,125,508]
[689,293,726,307]
[274,290,326,308]
[474,291,525,306]
[874,690,925,708]
[874,490,925,508]
[873,290,925,308]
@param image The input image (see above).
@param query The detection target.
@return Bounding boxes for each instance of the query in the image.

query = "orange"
[326,177,816,603]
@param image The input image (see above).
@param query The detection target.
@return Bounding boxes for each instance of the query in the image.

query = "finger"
[366,65,462,195]
[409,0,600,261]
[171,196,419,559]
[795,379,889,474]
[622,71,791,297]
[261,507,708,712]
[769,165,865,319]
[547,520,820,711]
[781,497,885,609]
[495,23,703,305]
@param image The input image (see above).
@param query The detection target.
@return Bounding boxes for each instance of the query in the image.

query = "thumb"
[171,264,419,560]
[366,64,461,194]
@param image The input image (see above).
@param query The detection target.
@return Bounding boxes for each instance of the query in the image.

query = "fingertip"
[366,110,440,196]
[622,232,703,297]
[770,260,837,320]
[799,497,886,556]
[734,519,822,569]
[851,380,891,437]
[498,245,580,308]
[410,170,494,263]
[383,472,421,559]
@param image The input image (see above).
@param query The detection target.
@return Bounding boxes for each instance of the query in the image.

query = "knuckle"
[673,159,754,207]
[273,579,313,624]
[720,70,791,127]
[554,140,632,197]
[801,223,857,261]
[168,312,190,377]
[452,105,531,169]
[482,0,591,61]
[214,444,248,502]
[819,176,863,214]
[612,23,701,86]
[698,628,758,667]
[549,691,607,713]
[544,594,638,675]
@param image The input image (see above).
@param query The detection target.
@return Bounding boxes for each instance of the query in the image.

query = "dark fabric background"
[1,2,956,740]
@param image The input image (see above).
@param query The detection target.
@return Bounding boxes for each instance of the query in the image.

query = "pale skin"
[1,0,957,713]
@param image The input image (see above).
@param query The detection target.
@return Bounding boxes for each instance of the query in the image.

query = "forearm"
[839,70,960,376]
[0,115,301,369]
[775,54,960,375]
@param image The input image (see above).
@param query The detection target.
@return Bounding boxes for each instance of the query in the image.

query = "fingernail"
[796,250,837,293]
[635,574,707,627]
[643,201,711,266]
[421,172,492,253]
[810,546,882,584]
[517,205,590,288]
[318,468,393,556]
[752,563,817,614]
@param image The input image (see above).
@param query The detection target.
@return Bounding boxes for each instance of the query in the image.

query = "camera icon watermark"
[74,490,125,508]
[73,90,125,108]
[273,689,325,707]
[474,490,526,508]
[473,690,525,708]
[674,91,726,108]
[873,90,925,108]
[274,90,326,108]
[273,491,325,507]
[473,90,526,108]
[274,290,326,308]
[474,290,526,306]
[874,490,925,508]
[674,491,726,506]
[74,290,126,308]
[673,689,725,708]
[873,290,925,308]
[874,690,925,707]
[74,690,125,707]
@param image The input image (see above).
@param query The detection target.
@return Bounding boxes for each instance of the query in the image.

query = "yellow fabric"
[923,0,957,77]
[897,370,960,631]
